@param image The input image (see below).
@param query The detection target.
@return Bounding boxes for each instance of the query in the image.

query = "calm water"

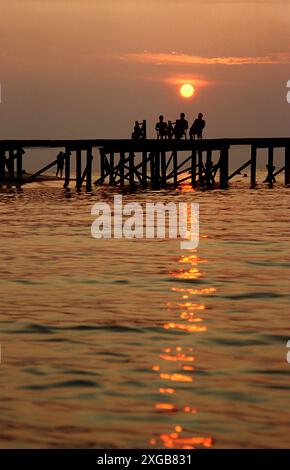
[0,174,290,449]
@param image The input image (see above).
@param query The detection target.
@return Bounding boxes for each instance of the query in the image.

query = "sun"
[180,83,194,98]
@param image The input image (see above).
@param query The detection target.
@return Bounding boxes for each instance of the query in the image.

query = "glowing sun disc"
[180,83,194,98]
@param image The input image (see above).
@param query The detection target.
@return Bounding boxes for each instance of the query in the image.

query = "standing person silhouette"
[139,121,146,139]
[56,151,65,178]
[155,115,168,139]
[174,113,188,139]
[189,113,206,140]
[167,121,174,139]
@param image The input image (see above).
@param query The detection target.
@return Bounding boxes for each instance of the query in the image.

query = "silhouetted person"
[132,121,140,139]
[174,113,188,139]
[139,121,146,139]
[190,113,206,140]
[167,121,174,139]
[155,115,168,139]
[264,164,276,183]
[132,121,145,140]
[56,151,65,178]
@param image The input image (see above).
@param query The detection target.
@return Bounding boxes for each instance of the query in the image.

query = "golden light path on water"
[149,183,214,449]
[1,171,290,448]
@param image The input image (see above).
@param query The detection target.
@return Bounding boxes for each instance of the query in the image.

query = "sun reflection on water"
[149,245,215,449]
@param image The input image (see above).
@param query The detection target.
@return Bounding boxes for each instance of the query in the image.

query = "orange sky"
[1,0,290,140]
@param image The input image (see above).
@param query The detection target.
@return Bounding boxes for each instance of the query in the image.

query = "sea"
[0,170,289,449]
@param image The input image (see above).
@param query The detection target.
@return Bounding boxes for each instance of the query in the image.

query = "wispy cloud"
[121,51,290,66]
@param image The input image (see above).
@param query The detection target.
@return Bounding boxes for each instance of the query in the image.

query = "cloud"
[164,76,211,87]
[121,50,290,66]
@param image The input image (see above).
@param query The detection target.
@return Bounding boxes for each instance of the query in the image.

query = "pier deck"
[0,138,289,190]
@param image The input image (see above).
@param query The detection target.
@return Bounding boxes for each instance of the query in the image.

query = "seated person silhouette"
[189,113,206,140]
[132,121,142,140]
[155,115,168,139]
[174,113,188,139]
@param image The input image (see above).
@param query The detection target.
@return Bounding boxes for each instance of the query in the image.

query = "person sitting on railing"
[132,121,142,140]
[189,113,206,140]
[155,115,168,139]
[174,113,188,139]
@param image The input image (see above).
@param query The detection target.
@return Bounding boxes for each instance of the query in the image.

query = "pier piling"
[64,149,71,188]
[191,149,197,188]
[129,152,135,191]
[0,151,5,182]
[198,149,203,185]
[265,146,275,184]
[16,148,23,184]
[142,151,147,189]
[86,147,93,192]
[285,146,290,186]
[161,151,167,188]
[8,150,15,181]
[154,152,160,190]
[205,149,213,188]
[149,152,155,189]
[219,146,229,189]
[109,152,115,185]
[250,145,257,187]
[100,149,106,184]
[119,152,125,189]
[173,151,178,188]
[76,149,82,189]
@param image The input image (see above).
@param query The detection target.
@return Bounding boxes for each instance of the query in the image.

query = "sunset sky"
[1,0,290,140]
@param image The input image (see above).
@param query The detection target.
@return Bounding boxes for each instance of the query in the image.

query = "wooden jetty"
[0,137,290,191]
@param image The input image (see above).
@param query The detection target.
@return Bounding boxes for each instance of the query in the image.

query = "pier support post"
[129,152,135,191]
[109,152,115,185]
[250,145,257,187]
[16,148,23,184]
[205,149,213,188]
[191,149,197,188]
[161,151,167,187]
[264,147,275,184]
[220,146,229,189]
[119,152,125,189]
[142,151,147,189]
[173,151,178,188]
[149,152,155,189]
[8,149,15,181]
[0,150,6,181]
[100,149,106,183]
[198,149,203,185]
[86,147,93,192]
[285,146,290,186]
[76,149,82,189]
[64,149,71,188]
[154,152,160,189]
